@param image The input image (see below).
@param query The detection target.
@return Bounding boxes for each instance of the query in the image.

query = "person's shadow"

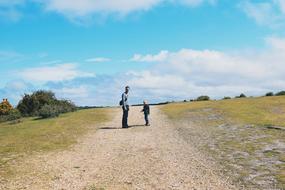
[99,127,121,130]
[128,125,145,128]
[99,125,145,130]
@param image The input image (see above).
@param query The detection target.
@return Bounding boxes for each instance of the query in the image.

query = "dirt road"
[3,106,236,190]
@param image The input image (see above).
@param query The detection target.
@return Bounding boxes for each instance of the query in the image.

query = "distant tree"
[275,91,285,96]
[196,96,210,101]
[265,92,274,96]
[183,100,187,102]
[223,96,231,100]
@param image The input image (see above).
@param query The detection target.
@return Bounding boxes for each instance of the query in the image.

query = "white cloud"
[54,86,89,99]
[42,0,162,17]
[240,0,285,27]
[40,60,62,65]
[85,57,111,63]
[130,48,271,79]
[41,0,216,15]
[0,80,34,105]
[179,0,217,6]
[19,63,95,83]
[266,36,285,50]
[7,80,28,90]
[0,0,216,22]
[128,71,187,89]
[130,50,169,62]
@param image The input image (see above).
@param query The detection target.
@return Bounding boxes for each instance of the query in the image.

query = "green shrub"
[38,104,60,118]
[275,91,285,96]
[196,96,210,101]
[17,94,39,116]
[223,96,231,100]
[55,100,77,113]
[0,109,21,122]
[17,90,77,118]
[17,90,56,116]
[265,92,274,96]
[236,93,246,98]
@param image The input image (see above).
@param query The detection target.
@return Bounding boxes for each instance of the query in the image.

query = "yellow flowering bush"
[0,99,13,115]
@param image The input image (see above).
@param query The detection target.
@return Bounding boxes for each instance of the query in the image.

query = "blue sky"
[1,0,285,106]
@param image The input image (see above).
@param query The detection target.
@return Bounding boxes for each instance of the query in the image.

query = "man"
[121,86,130,128]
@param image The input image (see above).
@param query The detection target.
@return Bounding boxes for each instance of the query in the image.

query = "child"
[141,100,150,126]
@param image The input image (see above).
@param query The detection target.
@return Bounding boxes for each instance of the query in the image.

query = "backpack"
[119,93,127,106]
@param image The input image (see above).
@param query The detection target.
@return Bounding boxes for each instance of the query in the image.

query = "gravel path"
[2,106,236,190]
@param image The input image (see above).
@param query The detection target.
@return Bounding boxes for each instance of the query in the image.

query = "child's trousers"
[144,113,149,125]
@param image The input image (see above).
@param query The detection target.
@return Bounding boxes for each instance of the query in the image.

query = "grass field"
[161,96,285,189]
[162,96,285,127]
[0,108,110,179]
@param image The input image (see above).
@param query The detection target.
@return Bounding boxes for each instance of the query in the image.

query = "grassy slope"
[161,96,285,189]
[162,96,285,127]
[0,108,110,178]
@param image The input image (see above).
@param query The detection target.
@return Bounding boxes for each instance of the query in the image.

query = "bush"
[0,99,13,115]
[17,94,39,116]
[55,100,77,113]
[196,96,210,101]
[223,96,231,100]
[17,90,56,117]
[17,90,76,118]
[265,92,274,96]
[275,91,285,96]
[236,93,246,98]
[0,109,21,122]
[38,104,60,118]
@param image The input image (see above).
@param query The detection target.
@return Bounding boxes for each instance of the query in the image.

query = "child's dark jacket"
[142,104,150,115]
